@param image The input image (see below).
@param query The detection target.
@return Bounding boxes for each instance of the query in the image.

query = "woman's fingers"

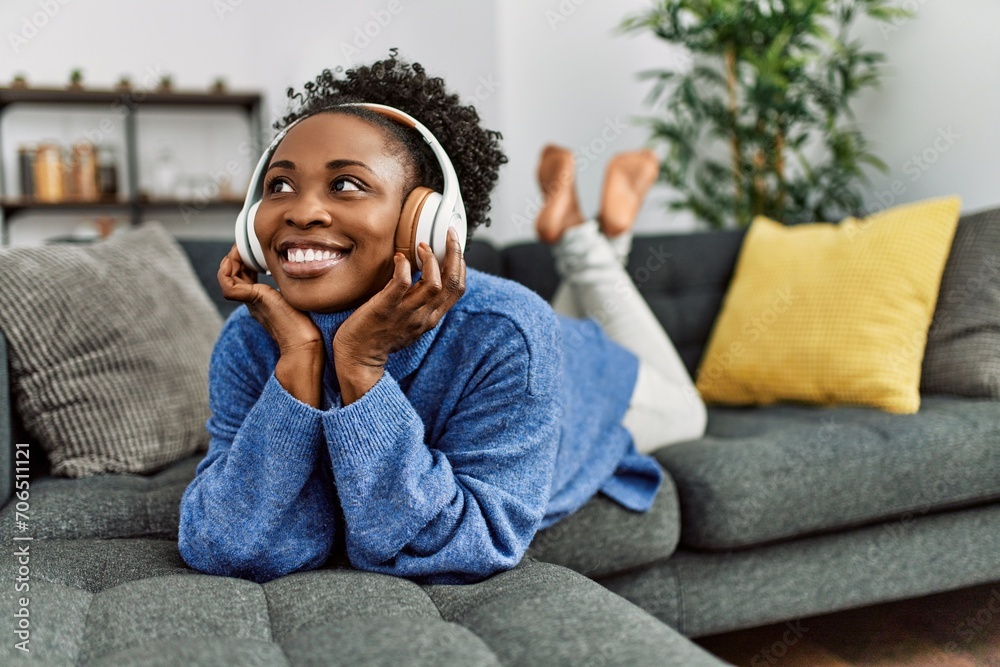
[416,242,443,297]
[215,245,322,351]
[427,229,466,313]
[443,227,466,299]
[221,274,265,304]
[420,238,463,299]
[399,235,465,329]
[219,246,250,283]
[380,252,412,305]
[218,256,245,300]
[218,245,263,303]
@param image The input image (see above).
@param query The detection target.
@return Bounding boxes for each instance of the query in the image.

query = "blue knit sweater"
[178,267,664,585]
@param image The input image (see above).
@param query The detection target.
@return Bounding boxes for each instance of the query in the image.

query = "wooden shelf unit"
[0,86,264,244]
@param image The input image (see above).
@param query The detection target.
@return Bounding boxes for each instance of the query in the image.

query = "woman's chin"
[278,285,356,314]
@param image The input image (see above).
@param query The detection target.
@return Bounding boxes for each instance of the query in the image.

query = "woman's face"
[254,112,410,313]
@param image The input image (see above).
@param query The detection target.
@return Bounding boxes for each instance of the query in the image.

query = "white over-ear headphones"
[235,102,467,274]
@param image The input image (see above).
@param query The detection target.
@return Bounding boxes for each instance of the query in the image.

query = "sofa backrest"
[1,229,745,501]
[500,231,747,375]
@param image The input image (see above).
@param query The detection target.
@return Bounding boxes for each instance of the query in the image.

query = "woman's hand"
[218,244,324,407]
[218,244,323,353]
[334,227,466,405]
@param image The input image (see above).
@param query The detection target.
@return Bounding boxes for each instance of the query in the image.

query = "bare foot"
[535,145,585,244]
[598,149,660,237]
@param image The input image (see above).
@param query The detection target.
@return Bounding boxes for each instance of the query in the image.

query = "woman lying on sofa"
[178,50,706,585]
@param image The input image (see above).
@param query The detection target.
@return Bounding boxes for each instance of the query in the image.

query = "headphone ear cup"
[431,209,467,265]
[245,201,269,274]
[396,187,441,270]
[235,204,256,272]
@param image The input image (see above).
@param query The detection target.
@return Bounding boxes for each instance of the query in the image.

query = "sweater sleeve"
[178,316,338,584]
[325,314,561,584]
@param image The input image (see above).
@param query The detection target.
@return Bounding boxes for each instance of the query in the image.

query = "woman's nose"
[286,189,332,227]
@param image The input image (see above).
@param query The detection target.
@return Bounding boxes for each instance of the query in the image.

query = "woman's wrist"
[278,337,324,358]
[335,356,384,406]
[275,346,325,408]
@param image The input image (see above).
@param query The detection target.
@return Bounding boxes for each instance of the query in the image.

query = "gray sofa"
[2,219,999,664]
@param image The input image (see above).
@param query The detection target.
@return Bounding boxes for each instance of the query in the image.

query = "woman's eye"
[267,178,293,194]
[333,178,361,192]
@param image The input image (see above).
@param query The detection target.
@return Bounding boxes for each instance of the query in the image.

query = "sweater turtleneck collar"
[306,290,445,381]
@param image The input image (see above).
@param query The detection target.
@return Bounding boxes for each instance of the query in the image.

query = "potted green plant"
[621,0,912,228]
[11,73,28,89]
[68,68,84,91]
[158,74,173,93]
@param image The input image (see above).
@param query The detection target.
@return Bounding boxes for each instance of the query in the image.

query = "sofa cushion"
[600,502,1000,638]
[695,197,962,414]
[656,396,1000,550]
[627,231,745,377]
[526,471,681,577]
[0,222,221,478]
[0,454,201,542]
[0,538,725,666]
[921,206,1000,397]
[502,242,561,300]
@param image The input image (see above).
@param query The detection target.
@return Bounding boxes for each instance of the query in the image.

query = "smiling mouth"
[278,245,350,277]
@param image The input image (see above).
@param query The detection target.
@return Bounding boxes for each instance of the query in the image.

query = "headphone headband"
[338,103,465,236]
[235,103,466,274]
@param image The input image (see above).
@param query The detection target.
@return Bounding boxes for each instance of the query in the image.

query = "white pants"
[551,219,707,453]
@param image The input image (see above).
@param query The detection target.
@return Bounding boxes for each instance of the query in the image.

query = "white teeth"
[285,247,343,263]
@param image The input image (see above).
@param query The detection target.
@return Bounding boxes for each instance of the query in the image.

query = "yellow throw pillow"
[695,196,962,414]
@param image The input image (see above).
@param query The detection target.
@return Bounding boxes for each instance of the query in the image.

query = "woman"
[178,51,706,586]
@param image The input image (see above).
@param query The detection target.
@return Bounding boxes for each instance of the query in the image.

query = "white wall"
[853,0,1000,218]
[2,0,998,247]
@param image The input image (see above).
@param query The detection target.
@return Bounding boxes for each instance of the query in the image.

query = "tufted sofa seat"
[1,538,720,665]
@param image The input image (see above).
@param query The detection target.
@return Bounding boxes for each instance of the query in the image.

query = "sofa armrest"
[1,331,12,509]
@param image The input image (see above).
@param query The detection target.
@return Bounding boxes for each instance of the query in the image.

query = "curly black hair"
[274,49,507,238]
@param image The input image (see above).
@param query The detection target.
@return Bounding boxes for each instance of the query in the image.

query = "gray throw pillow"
[0,222,222,478]
[921,207,1000,397]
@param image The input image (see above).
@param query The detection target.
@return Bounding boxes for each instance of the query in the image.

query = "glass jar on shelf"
[69,142,99,202]
[151,147,178,200]
[96,145,119,201]
[17,145,36,199]
[33,142,65,203]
